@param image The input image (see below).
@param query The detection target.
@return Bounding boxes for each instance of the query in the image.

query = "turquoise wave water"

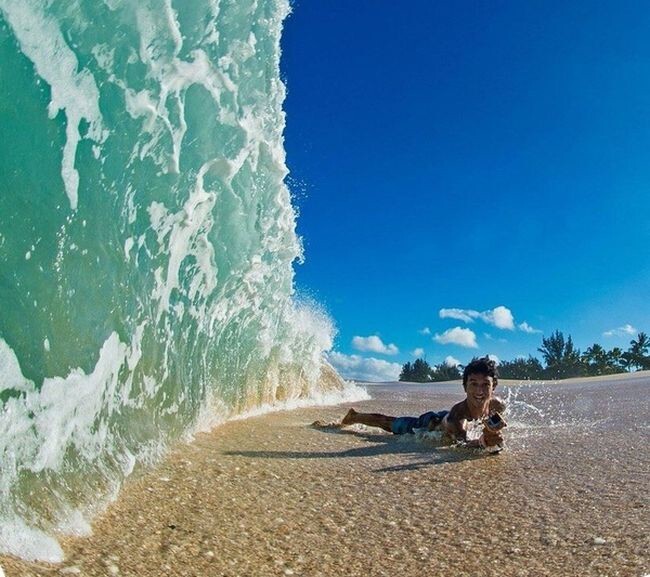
[0,0,358,561]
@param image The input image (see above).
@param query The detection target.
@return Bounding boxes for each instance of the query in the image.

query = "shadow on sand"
[224,423,486,472]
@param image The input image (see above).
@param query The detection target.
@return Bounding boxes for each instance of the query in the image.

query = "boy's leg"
[341,408,395,433]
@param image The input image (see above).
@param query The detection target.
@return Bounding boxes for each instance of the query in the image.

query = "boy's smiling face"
[464,373,495,415]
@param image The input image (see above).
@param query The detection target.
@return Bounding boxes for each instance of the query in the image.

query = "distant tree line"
[399,358,462,382]
[399,331,650,382]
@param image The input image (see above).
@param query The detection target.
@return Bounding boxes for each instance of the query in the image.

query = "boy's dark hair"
[462,356,499,389]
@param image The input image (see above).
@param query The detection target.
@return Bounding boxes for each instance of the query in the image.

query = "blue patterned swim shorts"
[391,410,449,435]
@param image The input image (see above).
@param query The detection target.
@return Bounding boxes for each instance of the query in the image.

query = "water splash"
[499,382,603,443]
[502,383,547,423]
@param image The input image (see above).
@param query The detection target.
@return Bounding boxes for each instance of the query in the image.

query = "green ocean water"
[0,0,358,561]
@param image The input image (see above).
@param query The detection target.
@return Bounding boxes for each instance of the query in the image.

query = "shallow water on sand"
[2,375,648,576]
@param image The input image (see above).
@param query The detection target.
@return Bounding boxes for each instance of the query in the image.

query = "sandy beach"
[2,373,648,577]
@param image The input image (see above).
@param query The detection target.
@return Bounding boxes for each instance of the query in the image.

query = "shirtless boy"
[341,357,506,450]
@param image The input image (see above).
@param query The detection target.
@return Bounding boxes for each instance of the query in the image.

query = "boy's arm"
[441,404,468,443]
[482,399,507,448]
[443,400,507,448]
[444,417,488,448]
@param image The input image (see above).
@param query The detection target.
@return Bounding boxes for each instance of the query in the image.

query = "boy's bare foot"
[341,408,357,425]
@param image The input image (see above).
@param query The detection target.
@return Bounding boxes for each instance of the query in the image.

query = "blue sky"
[281,1,650,381]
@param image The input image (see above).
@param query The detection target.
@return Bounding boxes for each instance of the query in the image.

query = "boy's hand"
[481,413,507,448]
[481,428,504,447]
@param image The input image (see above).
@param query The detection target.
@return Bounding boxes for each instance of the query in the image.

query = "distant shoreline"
[356,369,650,386]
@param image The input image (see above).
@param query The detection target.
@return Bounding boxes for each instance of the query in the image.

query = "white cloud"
[327,352,402,382]
[485,306,515,330]
[488,354,500,365]
[519,321,542,334]
[439,308,479,323]
[603,324,637,338]
[433,327,478,348]
[351,335,399,355]
[444,355,461,367]
[439,306,515,330]
[418,327,431,335]
[412,348,425,358]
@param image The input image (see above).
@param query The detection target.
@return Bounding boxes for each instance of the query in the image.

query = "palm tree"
[538,331,583,378]
[538,331,567,368]
[431,362,462,382]
[583,343,609,375]
[606,347,626,373]
[627,332,650,371]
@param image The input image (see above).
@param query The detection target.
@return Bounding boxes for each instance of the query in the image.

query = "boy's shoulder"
[448,397,506,421]
[448,398,470,421]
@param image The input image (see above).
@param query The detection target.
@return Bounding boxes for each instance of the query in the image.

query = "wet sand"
[2,374,649,577]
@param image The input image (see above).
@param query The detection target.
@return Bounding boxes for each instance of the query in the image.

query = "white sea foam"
[0,333,128,474]
[0,516,64,562]
[412,429,444,443]
[235,377,368,421]
[0,333,142,558]
[192,376,369,437]
[0,338,33,394]
[147,166,218,321]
